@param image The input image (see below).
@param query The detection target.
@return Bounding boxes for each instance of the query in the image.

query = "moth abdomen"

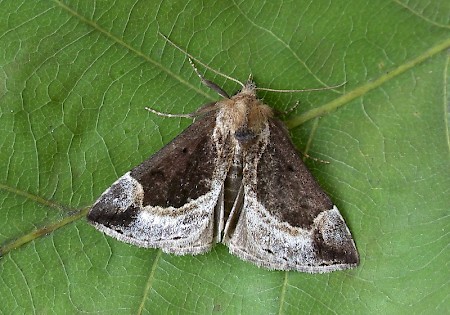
[223,150,243,216]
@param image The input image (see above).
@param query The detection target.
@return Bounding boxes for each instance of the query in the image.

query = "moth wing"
[88,113,229,255]
[226,119,359,272]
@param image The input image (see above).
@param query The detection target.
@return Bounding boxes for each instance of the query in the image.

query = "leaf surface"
[1,0,449,314]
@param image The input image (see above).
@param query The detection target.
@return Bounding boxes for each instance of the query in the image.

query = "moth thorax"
[234,99,273,144]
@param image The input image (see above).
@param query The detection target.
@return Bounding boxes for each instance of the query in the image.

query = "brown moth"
[87,38,359,273]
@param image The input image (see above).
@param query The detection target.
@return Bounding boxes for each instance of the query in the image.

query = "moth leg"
[145,101,221,119]
[188,58,230,99]
[275,100,300,117]
[145,106,194,118]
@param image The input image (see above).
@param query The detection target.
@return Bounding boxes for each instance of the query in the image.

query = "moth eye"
[287,164,295,172]
[181,147,188,154]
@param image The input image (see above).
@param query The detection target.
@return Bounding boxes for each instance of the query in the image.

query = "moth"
[87,47,359,273]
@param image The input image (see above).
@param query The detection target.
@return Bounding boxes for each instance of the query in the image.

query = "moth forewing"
[87,113,226,255]
[88,74,359,273]
[224,118,359,272]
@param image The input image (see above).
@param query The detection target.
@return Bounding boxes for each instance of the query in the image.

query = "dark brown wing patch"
[131,113,217,208]
[256,119,334,229]
[88,113,218,229]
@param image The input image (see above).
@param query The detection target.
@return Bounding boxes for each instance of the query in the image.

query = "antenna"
[158,32,244,88]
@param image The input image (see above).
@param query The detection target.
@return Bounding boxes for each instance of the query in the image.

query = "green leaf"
[1,0,448,314]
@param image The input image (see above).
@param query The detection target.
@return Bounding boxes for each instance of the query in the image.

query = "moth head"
[224,82,273,144]
[239,79,257,96]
